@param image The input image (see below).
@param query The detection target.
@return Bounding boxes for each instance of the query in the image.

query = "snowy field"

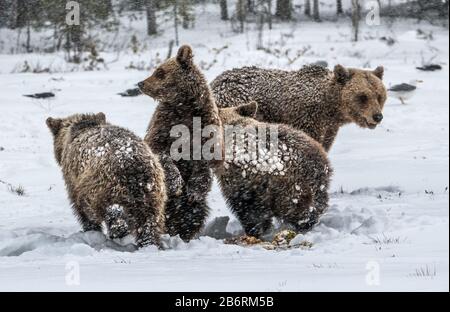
[0,3,448,291]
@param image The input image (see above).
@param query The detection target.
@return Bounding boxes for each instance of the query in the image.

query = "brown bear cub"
[139,45,223,241]
[215,102,332,238]
[46,113,166,248]
[211,64,387,152]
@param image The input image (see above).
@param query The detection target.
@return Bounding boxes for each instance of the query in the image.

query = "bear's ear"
[236,101,258,118]
[334,64,351,84]
[176,45,194,68]
[46,117,62,135]
[373,66,384,80]
[96,112,106,123]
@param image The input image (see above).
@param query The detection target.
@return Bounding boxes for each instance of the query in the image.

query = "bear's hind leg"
[72,201,102,232]
[105,204,130,239]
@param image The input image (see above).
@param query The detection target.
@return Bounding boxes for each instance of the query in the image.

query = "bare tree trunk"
[174,0,179,45]
[220,0,228,21]
[267,0,273,29]
[256,9,264,49]
[145,0,157,35]
[237,0,246,33]
[26,19,31,53]
[337,0,343,15]
[305,0,311,16]
[16,28,21,54]
[352,0,361,42]
[166,40,175,59]
[53,23,57,52]
[313,0,320,21]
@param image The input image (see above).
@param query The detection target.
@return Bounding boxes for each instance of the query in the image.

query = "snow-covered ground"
[0,3,448,291]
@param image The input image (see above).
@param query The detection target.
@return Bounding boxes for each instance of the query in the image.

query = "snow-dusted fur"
[46,113,166,248]
[214,103,332,237]
[211,65,387,151]
[140,46,223,241]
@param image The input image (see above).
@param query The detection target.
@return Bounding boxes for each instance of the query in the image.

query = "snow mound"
[332,186,403,197]
[303,202,391,245]
[320,204,389,234]
[0,229,137,257]
[0,228,243,259]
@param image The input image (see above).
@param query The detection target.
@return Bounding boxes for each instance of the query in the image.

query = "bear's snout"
[373,113,383,123]
[137,81,145,90]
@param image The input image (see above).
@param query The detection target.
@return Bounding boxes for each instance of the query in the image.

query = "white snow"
[0,2,448,291]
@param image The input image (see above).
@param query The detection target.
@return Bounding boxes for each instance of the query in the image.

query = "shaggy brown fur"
[139,45,223,241]
[46,113,166,248]
[214,102,332,237]
[211,64,387,152]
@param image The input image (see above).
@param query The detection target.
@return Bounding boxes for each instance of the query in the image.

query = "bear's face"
[219,102,258,125]
[139,45,194,103]
[46,113,106,164]
[334,65,387,129]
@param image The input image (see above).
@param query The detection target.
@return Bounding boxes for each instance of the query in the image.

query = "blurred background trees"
[0,0,448,56]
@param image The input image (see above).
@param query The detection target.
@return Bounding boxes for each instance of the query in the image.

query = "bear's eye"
[154,68,165,80]
[377,95,383,103]
[358,94,369,105]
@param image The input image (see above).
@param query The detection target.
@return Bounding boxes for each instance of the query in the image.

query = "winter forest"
[0,0,448,292]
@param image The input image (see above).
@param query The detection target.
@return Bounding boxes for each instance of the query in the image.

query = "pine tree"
[305,0,311,16]
[9,0,43,52]
[39,0,113,61]
[313,0,320,21]
[179,0,194,29]
[145,0,157,35]
[247,0,255,14]
[276,0,292,20]
[220,0,229,20]
[337,0,343,15]
[0,0,9,27]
